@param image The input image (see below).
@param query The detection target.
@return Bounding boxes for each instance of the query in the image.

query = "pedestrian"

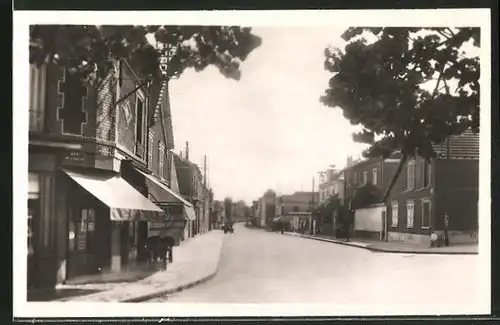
[444,213,450,246]
[345,212,352,242]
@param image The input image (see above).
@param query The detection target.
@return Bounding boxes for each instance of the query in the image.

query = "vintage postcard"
[13,8,491,318]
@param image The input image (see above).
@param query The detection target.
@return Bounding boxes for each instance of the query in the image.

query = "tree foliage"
[29,25,262,85]
[321,27,480,161]
[350,183,383,210]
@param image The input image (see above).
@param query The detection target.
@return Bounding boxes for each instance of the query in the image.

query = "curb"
[120,264,220,302]
[284,233,478,255]
[120,237,224,303]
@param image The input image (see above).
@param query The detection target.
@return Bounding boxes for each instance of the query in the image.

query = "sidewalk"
[50,230,224,302]
[284,232,478,255]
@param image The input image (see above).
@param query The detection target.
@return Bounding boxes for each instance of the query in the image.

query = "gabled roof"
[149,79,175,150]
[432,129,479,159]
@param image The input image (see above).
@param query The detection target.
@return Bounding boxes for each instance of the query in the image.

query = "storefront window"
[28,173,40,256]
[76,208,96,252]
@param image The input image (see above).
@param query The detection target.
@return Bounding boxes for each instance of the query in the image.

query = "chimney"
[204,155,207,188]
[347,155,353,167]
[185,141,190,161]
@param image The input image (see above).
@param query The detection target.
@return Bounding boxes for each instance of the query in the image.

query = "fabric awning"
[61,167,163,222]
[135,168,193,207]
[184,205,196,221]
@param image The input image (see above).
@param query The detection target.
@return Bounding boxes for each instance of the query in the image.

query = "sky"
[168,26,369,204]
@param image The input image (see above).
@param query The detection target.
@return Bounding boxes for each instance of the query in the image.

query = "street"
[149,224,481,307]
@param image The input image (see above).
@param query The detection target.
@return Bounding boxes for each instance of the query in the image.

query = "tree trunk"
[382,153,408,203]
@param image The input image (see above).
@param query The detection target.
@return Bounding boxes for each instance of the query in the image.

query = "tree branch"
[382,153,408,202]
[114,77,152,108]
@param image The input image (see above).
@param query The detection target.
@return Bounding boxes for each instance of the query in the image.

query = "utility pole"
[203,155,207,233]
[311,176,316,236]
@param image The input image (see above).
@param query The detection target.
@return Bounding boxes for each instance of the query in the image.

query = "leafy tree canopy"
[30,25,262,85]
[350,183,383,210]
[321,27,479,161]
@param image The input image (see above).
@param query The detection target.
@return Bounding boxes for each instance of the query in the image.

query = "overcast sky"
[168,26,369,204]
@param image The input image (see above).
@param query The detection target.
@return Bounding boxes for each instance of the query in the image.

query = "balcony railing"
[29,110,45,132]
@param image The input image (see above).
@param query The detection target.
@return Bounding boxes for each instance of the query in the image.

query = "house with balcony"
[27,60,195,291]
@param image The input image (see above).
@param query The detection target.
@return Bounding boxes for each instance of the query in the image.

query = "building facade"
[173,149,211,236]
[27,60,194,290]
[387,130,479,245]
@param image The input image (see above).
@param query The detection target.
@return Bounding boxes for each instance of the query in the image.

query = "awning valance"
[135,168,193,208]
[184,205,196,221]
[61,167,163,222]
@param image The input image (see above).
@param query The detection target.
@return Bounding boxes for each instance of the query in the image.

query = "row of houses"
[251,190,319,231]
[315,131,479,246]
[27,60,215,290]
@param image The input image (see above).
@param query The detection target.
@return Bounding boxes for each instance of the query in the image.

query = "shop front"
[133,168,197,245]
[60,166,164,278]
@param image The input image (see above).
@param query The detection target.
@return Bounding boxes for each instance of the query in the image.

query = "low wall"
[388,231,429,246]
[389,229,478,246]
[354,205,385,239]
[435,230,478,244]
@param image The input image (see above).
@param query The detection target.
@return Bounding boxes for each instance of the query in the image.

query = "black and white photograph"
[13,9,491,318]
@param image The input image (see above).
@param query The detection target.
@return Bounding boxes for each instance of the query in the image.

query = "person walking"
[444,213,450,246]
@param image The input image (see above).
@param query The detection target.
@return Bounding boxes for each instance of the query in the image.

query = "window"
[362,171,368,185]
[74,208,96,252]
[27,173,40,256]
[29,64,47,131]
[148,130,154,169]
[129,221,138,246]
[372,168,378,185]
[158,141,165,179]
[406,201,415,228]
[407,159,416,190]
[423,161,432,188]
[391,201,399,227]
[422,200,431,228]
[135,94,146,157]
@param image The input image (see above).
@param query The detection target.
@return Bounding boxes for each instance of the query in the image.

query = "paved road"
[150,224,482,309]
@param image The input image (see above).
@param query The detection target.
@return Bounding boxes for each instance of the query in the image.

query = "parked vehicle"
[144,236,173,271]
[223,223,234,234]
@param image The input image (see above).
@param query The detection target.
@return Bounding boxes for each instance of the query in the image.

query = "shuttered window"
[422,200,431,229]
[406,200,415,228]
[158,141,165,179]
[148,130,154,169]
[407,159,416,190]
[29,64,47,131]
[391,201,399,227]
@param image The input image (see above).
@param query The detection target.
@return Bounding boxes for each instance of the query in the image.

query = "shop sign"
[96,144,113,157]
[62,150,86,162]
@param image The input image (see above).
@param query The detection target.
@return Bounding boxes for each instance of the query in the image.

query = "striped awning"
[61,167,163,222]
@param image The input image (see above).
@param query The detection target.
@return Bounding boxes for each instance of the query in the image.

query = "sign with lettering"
[96,144,113,157]
[64,151,85,162]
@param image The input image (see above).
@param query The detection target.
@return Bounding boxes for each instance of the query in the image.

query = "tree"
[224,197,233,221]
[320,27,479,201]
[350,183,383,210]
[30,25,262,173]
[30,25,262,85]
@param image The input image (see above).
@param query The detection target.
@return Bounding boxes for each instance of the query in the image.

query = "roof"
[432,129,479,159]
[336,129,479,173]
[149,80,175,150]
